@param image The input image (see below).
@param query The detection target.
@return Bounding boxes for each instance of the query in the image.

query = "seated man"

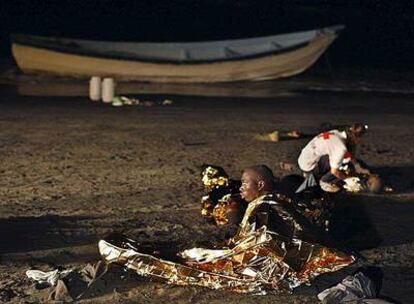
[297,123,369,193]
[238,165,320,242]
[99,165,354,294]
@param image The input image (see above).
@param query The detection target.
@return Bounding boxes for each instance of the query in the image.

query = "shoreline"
[1,60,414,98]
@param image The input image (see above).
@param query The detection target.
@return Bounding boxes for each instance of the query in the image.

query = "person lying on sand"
[296,123,371,193]
[98,165,354,294]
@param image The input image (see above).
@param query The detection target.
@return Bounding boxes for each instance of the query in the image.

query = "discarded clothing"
[317,271,380,303]
[26,269,74,287]
[99,193,354,294]
[26,262,108,301]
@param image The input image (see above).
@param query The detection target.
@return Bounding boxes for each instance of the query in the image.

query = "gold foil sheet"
[201,166,229,192]
[99,194,354,294]
[200,165,246,226]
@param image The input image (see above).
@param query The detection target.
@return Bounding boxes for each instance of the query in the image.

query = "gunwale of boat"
[11,26,342,83]
[11,25,343,64]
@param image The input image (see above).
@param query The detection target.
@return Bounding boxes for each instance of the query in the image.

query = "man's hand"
[331,167,349,180]
[354,162,371,175]
[351,159,371,175]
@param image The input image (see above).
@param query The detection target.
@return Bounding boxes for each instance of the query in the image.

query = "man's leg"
[295,171,318,193]
[318,156,343,193]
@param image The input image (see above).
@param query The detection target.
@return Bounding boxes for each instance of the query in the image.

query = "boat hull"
[12,33,337,83]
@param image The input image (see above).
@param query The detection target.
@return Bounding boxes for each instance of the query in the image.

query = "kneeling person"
[297,123,368,193]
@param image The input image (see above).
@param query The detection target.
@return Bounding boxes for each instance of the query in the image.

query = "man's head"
[346,123,368,145]
[239,165,275,202]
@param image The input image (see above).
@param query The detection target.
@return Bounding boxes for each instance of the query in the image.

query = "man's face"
[240,170,261,202]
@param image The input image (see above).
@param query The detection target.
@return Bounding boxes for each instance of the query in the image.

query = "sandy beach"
[0,80,413,303]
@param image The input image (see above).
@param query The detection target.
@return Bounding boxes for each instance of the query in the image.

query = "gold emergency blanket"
[200,165,247,226]
[99,195,354,294]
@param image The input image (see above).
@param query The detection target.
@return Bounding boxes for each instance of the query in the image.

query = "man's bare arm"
[331,168,349,180]
[351,159,371,175]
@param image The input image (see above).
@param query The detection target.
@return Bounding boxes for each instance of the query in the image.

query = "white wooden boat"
[11,25,344,83]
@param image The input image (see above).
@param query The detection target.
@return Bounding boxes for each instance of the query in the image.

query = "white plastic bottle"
[89,76,101,101]
[102,78,115,103]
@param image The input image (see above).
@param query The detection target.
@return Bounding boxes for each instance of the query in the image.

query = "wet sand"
[0,83,413,303]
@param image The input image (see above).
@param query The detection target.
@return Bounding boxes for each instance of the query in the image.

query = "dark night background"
[0,0,413,72]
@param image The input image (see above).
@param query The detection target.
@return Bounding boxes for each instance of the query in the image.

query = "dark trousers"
[317,155,342,185]
[296,156,342,193]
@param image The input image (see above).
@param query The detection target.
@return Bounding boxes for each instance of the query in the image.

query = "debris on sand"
[254,131,279,142]
[0,280,17,302]
[111,96,124,107]
[26,269,74,287]
[26,262,108,301]
[254,130,305,142]
[317,270,391,303]
[0,288,16,302]
[279,161,296,171]
[119,96,138,105]
[286,130,302,138]
[108,96,174,107]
